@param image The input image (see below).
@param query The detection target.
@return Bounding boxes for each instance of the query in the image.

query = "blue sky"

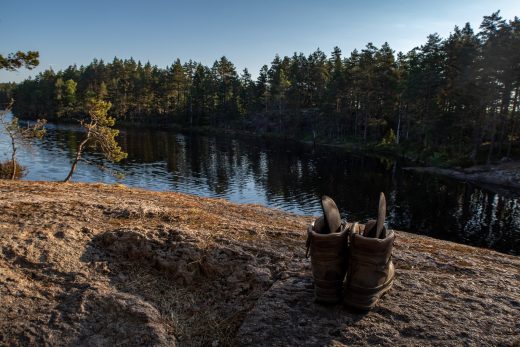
[1,0,519,82]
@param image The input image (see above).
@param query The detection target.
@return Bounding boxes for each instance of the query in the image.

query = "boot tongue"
[363,193,387,239]
[321,196,341,233]
[375,192,386,239]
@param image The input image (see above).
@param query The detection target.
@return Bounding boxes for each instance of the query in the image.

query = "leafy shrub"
[380,129,397,146]
[0,160,26,179]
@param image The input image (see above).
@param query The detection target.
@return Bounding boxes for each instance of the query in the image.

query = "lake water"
[1,116,519,255]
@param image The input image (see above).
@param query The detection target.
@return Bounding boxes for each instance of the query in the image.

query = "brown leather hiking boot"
[306,216,349,303]
[343,193,395,310]
[305,196,348,304]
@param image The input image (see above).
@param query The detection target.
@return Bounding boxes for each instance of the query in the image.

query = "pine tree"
[63,98,127,182]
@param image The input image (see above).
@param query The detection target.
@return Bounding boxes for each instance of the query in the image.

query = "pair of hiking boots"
[305,193,395,310]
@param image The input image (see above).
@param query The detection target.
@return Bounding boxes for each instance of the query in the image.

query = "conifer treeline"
[9,12,520,163]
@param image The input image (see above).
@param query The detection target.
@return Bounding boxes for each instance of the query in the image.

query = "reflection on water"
[1,120,519,255]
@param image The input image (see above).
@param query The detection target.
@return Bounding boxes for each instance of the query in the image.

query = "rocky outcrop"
[0,181,518,346]
[0,180,306,346]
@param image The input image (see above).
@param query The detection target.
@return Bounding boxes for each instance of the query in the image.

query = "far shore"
[404,160,520,192]
[10,114,520,193]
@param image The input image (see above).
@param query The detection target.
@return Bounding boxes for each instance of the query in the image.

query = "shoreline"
[0,180,518,346]
[404,161,520,193]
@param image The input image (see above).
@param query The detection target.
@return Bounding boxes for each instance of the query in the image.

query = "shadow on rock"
[78,226,280,345]
[234,275,368,346]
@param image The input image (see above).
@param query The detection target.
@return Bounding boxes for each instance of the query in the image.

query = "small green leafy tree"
[63,98,127,182]
[0,104,46,179]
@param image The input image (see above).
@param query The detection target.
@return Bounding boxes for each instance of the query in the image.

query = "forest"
[2,12,520,165]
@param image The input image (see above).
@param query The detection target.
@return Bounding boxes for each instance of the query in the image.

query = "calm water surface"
[2,117,519,255]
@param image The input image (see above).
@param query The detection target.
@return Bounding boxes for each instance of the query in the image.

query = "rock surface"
[0,180,519,346]
[236,233,520,346]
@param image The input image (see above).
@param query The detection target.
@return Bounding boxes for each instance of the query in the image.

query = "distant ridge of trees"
[5,12,520,164]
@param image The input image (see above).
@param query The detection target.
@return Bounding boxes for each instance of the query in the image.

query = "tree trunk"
[10,137,17,180]
[363,96,369,142]
[496,82,513,157]
[405,107,410,141]
[353,99,359,138]
[486,105,498,164]
[63,136,90,182]
[506,87,519,158]
[469,108,485,164]
[396,98,402,145]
